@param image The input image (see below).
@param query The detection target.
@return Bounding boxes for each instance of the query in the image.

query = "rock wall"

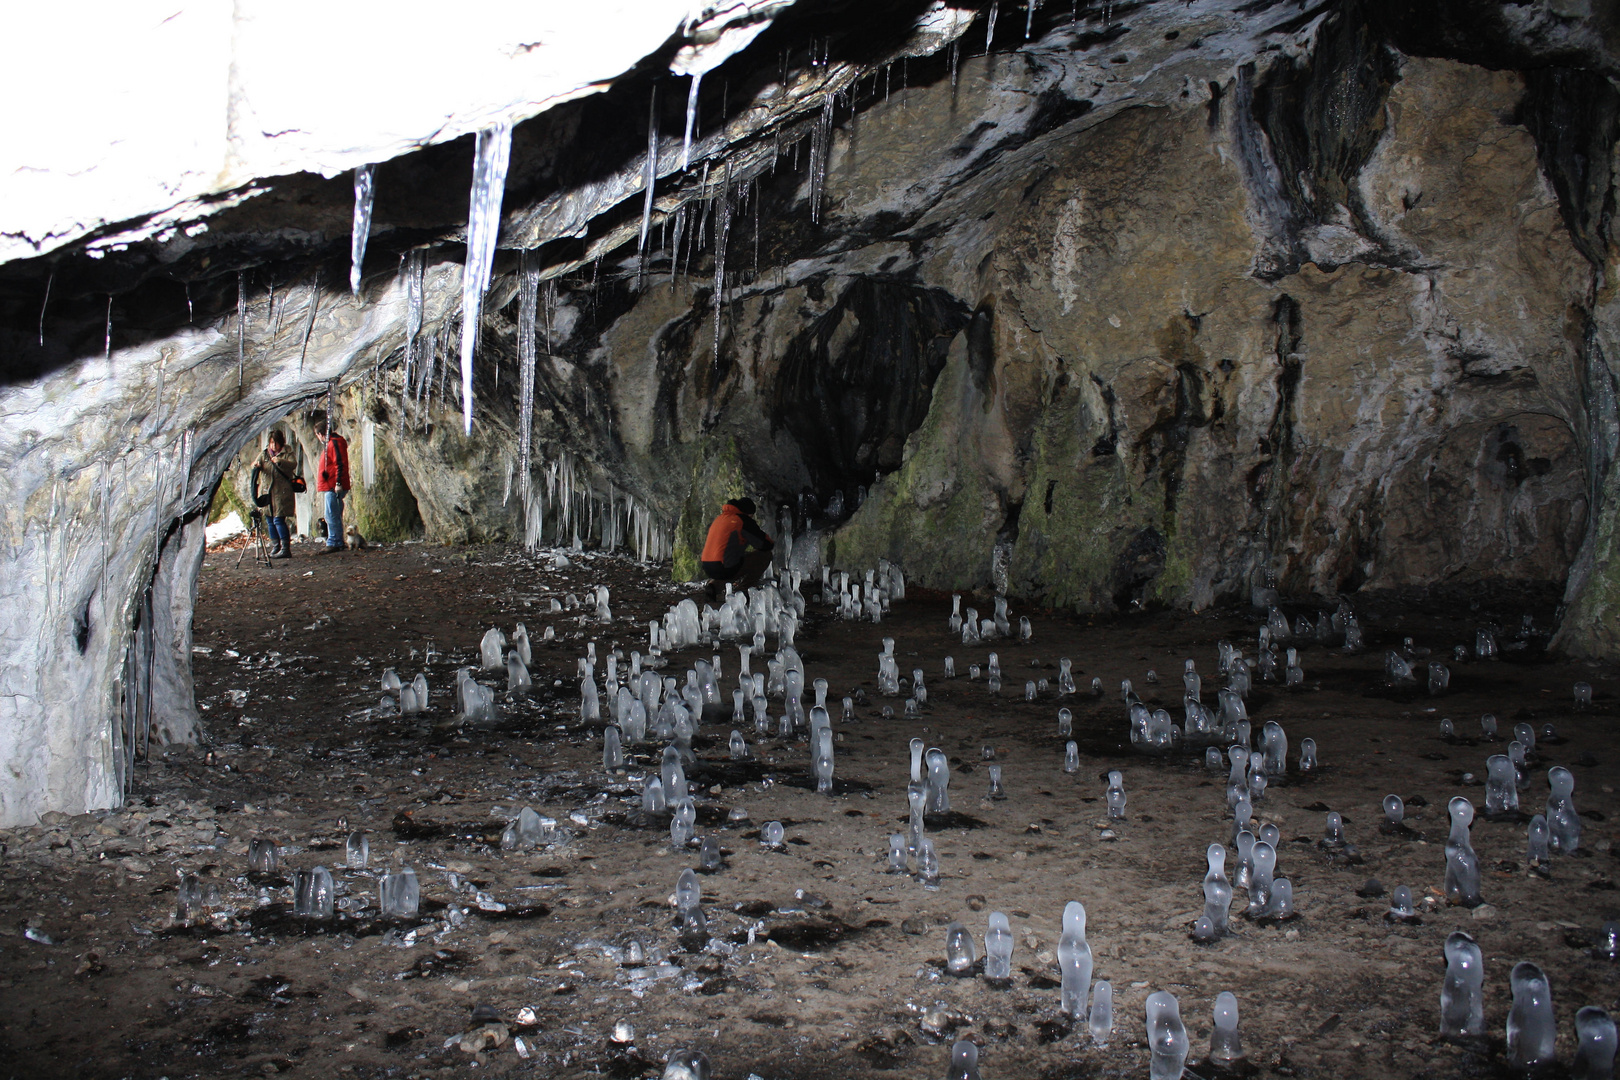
[584,50,1603,615]
[0,0,1614,828]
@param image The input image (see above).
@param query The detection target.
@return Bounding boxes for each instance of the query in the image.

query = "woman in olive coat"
[255,429,298,558]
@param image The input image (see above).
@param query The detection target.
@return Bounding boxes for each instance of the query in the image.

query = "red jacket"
[316,435,350,492]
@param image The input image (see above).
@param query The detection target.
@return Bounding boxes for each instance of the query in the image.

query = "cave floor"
[2,541,1619,1079]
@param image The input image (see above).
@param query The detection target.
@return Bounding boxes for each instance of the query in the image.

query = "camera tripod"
[236,509,274,567]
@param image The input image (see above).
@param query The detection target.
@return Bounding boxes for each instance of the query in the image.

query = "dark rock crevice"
[772,277,970,499]
[1250,1,1401,244]
[1517,66,1620,271]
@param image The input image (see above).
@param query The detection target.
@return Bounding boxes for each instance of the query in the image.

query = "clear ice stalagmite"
[984,911,1014,981]
[1146,991,1189,1080]
[1575,1006,1617,1080]
[1440,930,1484,1036]
[1548,765,1581,854]
[1209,991,1244,1065]
[946,1039,980,1080]
[1506,961,1556,1069]
[1090,979,1113,1046]
[1057,900,1093,1018]
[945,920,976,976]
[1445,796,1482,907]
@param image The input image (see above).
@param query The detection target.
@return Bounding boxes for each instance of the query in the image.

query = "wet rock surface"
[0,541,1616,1077]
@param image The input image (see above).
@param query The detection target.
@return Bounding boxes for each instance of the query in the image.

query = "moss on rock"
[671,437,746,582]
[832,342,1003,591]
[350,432,423,543]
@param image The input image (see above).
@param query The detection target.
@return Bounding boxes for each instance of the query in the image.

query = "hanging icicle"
[38,270,52,347]
[638,85,659,287]
[986,1,999,51]
[713,165,733,368]
[517,254,540,507]
[105,294,114,368]
[459,121,514,435]
[1025,0,1039,39]
[235,272,246,386]
[670,204,688,293]
[298,270,320,372]
[681,73,703,169]
[402,250,425,433]
[350,164,376,296]
[808,94,835,224]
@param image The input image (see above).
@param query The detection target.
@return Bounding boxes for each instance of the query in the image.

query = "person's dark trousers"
[701,548,773,597]
[267,516,292,558]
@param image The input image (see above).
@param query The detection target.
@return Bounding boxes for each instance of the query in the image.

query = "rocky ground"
[0,540,1617,1080]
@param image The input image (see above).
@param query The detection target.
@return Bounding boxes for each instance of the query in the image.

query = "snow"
[205,511,246,547]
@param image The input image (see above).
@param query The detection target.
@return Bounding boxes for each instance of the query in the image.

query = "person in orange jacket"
[314,419,351,553]
[699,498,774,600]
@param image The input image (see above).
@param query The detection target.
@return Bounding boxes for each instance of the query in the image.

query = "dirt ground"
[1,537,1618,1080]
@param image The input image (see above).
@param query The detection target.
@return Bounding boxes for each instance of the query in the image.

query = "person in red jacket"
[315,420,351,553]
[699,498,774,600]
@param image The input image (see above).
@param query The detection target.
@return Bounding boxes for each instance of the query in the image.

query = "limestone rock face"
[707,54,1601,610]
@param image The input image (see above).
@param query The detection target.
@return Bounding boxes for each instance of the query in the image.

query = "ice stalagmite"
[350,164,375,295]
[1146,992,1188,1080]
[1440,930,1484,1036]
[1057,901,1093,1018]
[459,121,513,435]
[1507,961,1556,1069]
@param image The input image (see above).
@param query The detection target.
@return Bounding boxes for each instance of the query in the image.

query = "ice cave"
[1,0,1618,1076]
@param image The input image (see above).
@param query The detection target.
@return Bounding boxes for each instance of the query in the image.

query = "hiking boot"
[274,543,292,560]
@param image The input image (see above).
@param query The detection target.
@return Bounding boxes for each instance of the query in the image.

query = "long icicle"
[638,84,659,288]
[518,254,540,508]
[681,72,703,168]
[235,272,246,387]
[38,270,51,347]
[298,269,320,372]
[713,164,733,371]
[402,250,425,434]
[350,164,376,295]
[460,122,514,435]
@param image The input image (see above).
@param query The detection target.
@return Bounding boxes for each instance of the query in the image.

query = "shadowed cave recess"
[1,0,1620,1075]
